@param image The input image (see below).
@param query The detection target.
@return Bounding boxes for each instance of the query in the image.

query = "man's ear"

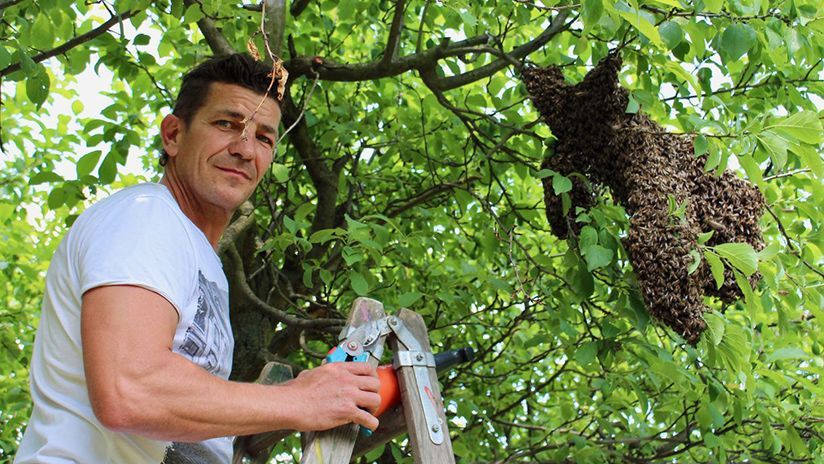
[160,114,184,158]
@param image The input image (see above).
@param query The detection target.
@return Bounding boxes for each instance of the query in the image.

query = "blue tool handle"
[325,345,374,436]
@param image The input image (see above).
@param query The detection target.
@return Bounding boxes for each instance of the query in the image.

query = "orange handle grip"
[375,365,400,417]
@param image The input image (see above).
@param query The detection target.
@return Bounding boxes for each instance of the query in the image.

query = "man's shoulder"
[80,183,181,222]
[69,183,190,244]
[93,182,176,210]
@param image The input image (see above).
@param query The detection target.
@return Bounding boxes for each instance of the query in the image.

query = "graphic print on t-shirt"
[178,271,231,377]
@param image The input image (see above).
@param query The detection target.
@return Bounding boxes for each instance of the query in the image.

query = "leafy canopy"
[1,0,822,462]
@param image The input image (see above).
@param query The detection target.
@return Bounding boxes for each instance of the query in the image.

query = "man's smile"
[215,165,252,180]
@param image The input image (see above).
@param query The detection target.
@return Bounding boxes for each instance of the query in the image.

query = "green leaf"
[302,265,314,288]
[782,421,810,455]
[98,151,118,185]
[766,347,807,363]
[704,251,725,289]
[579,226,598,249]
[458,10,477,28]
[792,142,823,178]
[713,242,758,277]
[583,244,613,271]
[133,33,151,46]
[694,135,708,157]
[716,322,750,372]
[757,242,780,261]
[702,0,723,13]
[398,291,422,307]
[626,93,640,114]
[30,15,55,50]
[270,163,289,182]
[26,68,50,108]
[616,5,664,48]
[697,231,714,245]
[704,312,725,346]
[76,151,101,178]
[350,271,369,296]
[755,131,789,170]
[0,46,10,69]
[182,4,204,23]
[47,186,66,210]
[574,341,598,366]
[364,445,386,462]
[765,111,823,145]
[659,21,683,49]
[738,153,764,186]
[283,215,297,234]
[29,171,63,185]
[665,61,701,95]
[552,174,572,194]
[687,249,701,275]
[720,23,756,61]
[71,100,84,115]
[16,49,38,76]
[572,263,595,299]
[309,228,342,244]
[582,0,604,30]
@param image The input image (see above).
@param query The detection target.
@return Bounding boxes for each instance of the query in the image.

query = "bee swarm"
[522,54,765,344]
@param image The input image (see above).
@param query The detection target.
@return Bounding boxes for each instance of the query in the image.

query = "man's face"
[161,82,281,212]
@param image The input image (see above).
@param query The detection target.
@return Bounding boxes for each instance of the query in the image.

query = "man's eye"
[216,120,235,128]
[257,135,274,146]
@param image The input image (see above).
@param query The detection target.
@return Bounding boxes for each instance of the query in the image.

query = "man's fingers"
[353,408,379,431]
[338,361,378,377]
[356,373,381,393]
[354,389,382,414]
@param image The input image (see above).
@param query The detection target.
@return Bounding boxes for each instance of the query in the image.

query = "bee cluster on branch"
[522,54,765,344]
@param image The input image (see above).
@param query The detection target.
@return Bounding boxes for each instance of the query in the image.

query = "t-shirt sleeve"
[75,193,197,317]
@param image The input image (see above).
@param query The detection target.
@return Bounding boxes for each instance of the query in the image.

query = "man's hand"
[282,362,381,432]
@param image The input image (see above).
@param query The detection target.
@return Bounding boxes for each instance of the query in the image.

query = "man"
[15,54,381,463]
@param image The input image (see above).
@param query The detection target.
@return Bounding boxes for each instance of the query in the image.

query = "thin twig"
[276,72,320,145]
[764,168,811,181]
[240,0,289,141]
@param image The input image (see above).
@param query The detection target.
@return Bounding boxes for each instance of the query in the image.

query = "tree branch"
[264,0,286,57]
[226,244,342,329]
[286,10,569,87]
[185,0,235,55]
[0,10,138,77]
[290,0,312,17]
[0,0,25,11]
[427,10,571,91]
[280,94,338,234]
[381,0,406,65]
[763,168,811,181]
[218,201,256,255]
[385,177,480,217]
[286,41,448,81]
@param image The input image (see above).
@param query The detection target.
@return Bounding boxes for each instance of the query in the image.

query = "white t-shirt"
[15,183,235,463]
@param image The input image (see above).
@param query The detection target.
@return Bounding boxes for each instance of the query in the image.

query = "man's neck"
[159,175,231,249]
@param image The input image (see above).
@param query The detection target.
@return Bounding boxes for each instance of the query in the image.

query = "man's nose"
[228,131,256,160]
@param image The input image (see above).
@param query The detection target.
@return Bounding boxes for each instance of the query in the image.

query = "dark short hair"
[160,53,279,166]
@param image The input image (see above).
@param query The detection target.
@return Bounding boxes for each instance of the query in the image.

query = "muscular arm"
[82,285,380,442]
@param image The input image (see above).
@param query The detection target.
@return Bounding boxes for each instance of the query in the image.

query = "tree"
[1,0,822,462]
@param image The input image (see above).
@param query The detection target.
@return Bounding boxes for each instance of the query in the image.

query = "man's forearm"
[92,352,309,441]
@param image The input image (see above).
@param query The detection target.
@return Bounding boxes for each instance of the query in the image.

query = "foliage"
[1,0,823,462]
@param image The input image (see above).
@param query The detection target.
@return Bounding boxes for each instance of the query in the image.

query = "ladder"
[234,297,457,464]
